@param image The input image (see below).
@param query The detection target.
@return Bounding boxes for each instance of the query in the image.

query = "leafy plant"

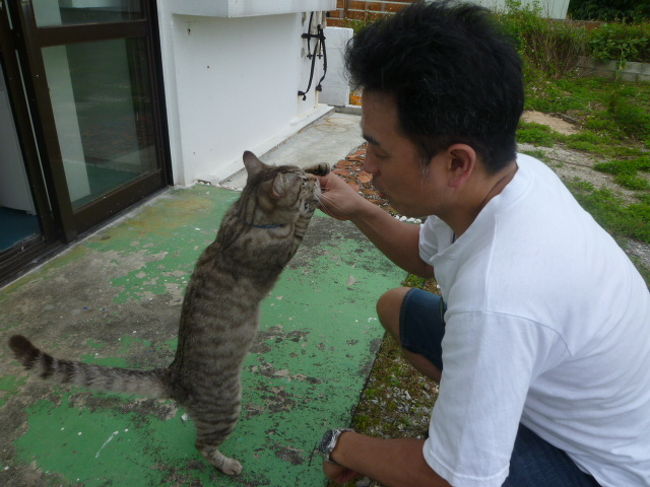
[343,18,373,34]
[498,0,588,77]
[588,22,650,68]
[568,0,650,23]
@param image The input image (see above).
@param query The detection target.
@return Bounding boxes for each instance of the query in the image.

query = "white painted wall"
[156,1,336,186]
[320,27,353,107]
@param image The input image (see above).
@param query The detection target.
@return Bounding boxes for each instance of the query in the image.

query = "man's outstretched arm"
[324,431,451,487]
[318,173,433,278]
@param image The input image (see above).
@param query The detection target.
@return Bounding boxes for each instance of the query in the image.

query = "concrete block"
[320,26,354,106]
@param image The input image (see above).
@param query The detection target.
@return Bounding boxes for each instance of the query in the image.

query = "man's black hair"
[345,1,524,173]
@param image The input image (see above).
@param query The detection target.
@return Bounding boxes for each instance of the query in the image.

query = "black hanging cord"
[315,24,327,93]
[298,13,327,101]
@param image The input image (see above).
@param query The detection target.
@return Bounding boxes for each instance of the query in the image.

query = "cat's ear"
[270,173,288,199]
[243,151,265,179]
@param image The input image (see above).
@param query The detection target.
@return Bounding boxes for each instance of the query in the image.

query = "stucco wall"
[157,1,335,185]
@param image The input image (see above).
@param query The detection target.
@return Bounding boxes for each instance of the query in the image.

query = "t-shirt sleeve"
[419,216,446,263]
[422,311,562,487]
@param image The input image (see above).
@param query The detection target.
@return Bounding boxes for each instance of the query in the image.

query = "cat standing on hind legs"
[8,150,330,476]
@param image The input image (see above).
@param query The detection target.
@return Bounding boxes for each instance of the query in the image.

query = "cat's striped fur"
[9,151,329,476]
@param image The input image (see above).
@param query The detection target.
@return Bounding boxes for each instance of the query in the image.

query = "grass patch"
[349,334,438,438]
[604,89,650,139]
[517,121,562,146]
[594,156,650,175]
[566,179,650,243]
[525,78,650,147]
[614,173,650,191]
[593,156,650,190]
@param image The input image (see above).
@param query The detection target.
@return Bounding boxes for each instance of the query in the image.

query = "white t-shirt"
[419,154,650,487]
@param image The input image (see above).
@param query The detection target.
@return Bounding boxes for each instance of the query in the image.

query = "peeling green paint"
[15,392,191,487]
[1,187,404,486]
[81,336,174,369]
[85,187,238,305]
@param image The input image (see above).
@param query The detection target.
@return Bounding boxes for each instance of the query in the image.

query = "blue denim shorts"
[398,288,600,486]
[399,288,446,371]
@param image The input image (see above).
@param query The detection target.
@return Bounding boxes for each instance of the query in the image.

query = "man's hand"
[323,460,362,484]
[324,431,451,487]
[317,172,369,221]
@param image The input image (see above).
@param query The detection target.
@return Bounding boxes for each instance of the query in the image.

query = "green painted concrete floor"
[0,185,404,487]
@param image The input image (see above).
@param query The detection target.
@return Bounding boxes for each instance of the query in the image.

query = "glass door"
[10,0,170,238]
[0,61,41,252]
[42,37,158,210]
[0,0,59,283]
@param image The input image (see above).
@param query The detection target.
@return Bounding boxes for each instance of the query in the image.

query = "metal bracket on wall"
[298,11,327,101]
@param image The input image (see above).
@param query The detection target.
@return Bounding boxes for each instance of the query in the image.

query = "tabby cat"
[8,151,329,476]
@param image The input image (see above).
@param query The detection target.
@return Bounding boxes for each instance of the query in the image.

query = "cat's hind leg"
[192,407,243,475]
[199,444,242,476]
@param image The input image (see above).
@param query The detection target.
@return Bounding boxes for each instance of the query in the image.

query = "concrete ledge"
[335,104,362,116]
[578,56,650,82]
[219,110,363,190]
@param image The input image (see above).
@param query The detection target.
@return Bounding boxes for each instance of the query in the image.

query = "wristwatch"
[319,428,353,464]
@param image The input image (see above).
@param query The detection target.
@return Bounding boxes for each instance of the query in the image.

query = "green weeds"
[566,179,650,243]
[498,1,588,78]
[589,22,650,68]
[594,156,650,190]
[517,122,559,146]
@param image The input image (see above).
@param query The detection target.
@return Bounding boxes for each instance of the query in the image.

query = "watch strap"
[320,428,353,464]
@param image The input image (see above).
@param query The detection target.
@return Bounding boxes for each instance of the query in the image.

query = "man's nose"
[362,156,378,174]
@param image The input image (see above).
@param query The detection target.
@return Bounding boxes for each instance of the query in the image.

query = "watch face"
[319,429,335,453]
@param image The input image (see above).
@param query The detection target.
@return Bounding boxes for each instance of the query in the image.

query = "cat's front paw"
[304,162,330,177]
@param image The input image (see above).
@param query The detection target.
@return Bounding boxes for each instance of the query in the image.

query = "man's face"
[361,91,445,217]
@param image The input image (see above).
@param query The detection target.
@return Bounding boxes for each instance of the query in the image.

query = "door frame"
[0,0,171,284]
[0,0,62,281]
[11,0,172,239]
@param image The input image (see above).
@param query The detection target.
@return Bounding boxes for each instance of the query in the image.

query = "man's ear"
[446,144,477,189]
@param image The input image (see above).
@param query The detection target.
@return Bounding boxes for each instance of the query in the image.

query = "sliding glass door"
[13,0,170,238]
[0,0,170,282]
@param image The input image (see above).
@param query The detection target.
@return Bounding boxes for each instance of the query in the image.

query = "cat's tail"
[8,335,170,399]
